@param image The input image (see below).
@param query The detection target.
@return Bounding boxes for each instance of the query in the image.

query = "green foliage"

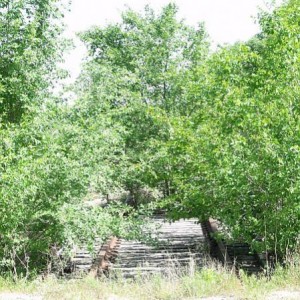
[0,0,66,123]
[76,3,210,199]
[76,1,300,256]
[2,0,300,278]
[0,0,146,277]
[164,0,300,254]
[79,3,209,115]
[0,103,148,276]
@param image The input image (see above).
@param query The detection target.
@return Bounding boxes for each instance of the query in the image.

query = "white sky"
[62,0,280,85]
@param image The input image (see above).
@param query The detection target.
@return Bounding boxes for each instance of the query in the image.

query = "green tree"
[165,0,300,255]
[0,102,145,277]
[0,0,66,123]
[79,3,209,116]
[76,4,210,200]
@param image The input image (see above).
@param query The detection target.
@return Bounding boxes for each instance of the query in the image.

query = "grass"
[0,260,300,300]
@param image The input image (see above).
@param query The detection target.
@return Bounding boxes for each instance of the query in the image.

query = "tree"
[0,102,145,276]
[0,0,66,123]
[79,3,209,116]
[164,0,300,255]
[76,4,210,200]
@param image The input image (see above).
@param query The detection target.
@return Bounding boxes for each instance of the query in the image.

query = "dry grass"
[1,259,300,300]
[34,265,242,300]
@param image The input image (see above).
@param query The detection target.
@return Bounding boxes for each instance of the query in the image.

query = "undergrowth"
[1,259,300,300]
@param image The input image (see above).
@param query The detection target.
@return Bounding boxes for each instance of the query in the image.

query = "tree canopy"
[0,0,66,123]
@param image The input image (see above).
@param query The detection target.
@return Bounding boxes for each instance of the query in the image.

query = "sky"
[62,0,279,84]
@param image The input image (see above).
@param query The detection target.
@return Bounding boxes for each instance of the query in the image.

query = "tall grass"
[1,257,300,300]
